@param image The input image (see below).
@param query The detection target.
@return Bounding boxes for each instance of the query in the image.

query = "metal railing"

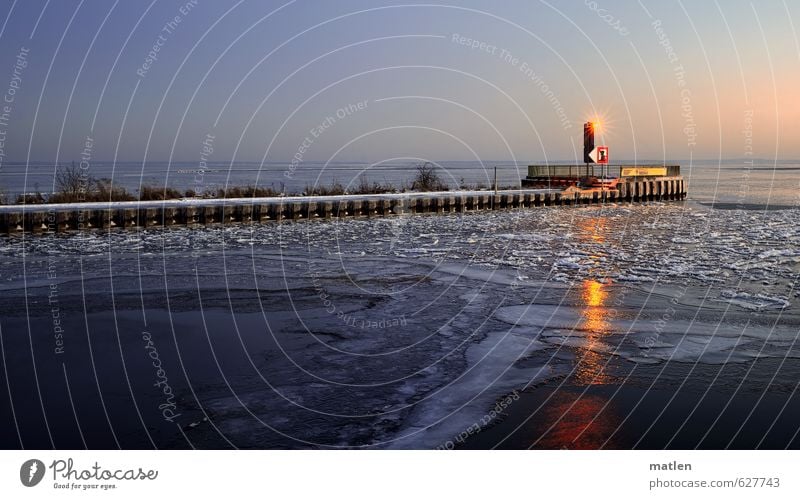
[527,164,680,178]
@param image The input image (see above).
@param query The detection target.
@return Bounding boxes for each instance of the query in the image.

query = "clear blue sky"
[0,0,797,164]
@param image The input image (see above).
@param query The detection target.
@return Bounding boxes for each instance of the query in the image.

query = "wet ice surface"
[2,201,800,448]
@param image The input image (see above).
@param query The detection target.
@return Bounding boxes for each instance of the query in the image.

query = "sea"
[1,158,799,206]
[1,159,800,449]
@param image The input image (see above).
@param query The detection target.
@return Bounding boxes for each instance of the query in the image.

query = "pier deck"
[0,178,686,234]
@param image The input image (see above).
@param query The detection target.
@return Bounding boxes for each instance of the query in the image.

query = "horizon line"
[2,157,797,165]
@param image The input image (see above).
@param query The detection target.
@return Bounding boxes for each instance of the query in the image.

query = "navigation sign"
[597,146,608,164]
[586,145,609,164]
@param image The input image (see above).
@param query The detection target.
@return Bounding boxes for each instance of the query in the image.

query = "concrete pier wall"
[0,176,686,234]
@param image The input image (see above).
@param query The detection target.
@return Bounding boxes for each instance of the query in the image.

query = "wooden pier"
[0,177,686,235]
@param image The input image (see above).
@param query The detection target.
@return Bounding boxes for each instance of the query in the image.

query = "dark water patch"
[699,201,795,211]
[460,358,800,449]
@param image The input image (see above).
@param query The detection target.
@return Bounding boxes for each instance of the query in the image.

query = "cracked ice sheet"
[385,326,563,449]
[495,305,800,364]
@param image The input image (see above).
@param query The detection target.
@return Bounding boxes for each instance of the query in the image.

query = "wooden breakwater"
[0,177,686,234]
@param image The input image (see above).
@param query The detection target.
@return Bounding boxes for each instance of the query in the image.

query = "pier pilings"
[0,176,686,234]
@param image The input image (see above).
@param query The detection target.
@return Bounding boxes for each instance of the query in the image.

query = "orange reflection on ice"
[534,390,621,449]
[535,215,620,447]
[583,279,606,307]
[576,215,608,245]
[574,279,614,385]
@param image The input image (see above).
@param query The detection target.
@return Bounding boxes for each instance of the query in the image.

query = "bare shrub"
[54,162,93,202]
[138,185,184,201]
[216,185,281,198]
[94,178,135,202]
[305,181,347,196]
[352,176,395,195]
[411,162,445,191]
[16,192,47,204]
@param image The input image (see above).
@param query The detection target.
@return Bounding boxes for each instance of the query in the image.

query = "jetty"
[0,165,685,234]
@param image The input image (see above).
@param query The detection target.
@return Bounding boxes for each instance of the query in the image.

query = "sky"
[0,0,798,165]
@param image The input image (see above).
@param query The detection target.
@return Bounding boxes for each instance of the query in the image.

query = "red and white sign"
[597,146,609,164]
[587,146,609,164]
